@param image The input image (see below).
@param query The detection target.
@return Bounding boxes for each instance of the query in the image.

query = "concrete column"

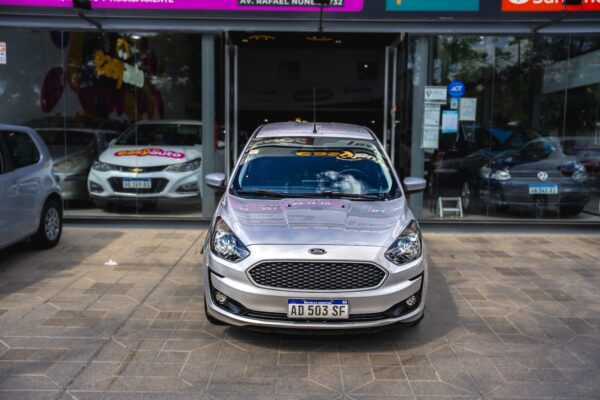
[409,37,431,218]
[202,34,217,216]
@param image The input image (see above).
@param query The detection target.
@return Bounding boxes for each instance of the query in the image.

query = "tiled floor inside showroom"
[0,226,599,400]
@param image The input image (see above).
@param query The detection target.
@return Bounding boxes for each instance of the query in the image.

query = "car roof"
[256,122,375,140]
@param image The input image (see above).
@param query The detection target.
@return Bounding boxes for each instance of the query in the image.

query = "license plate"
[529,184,558,195]
[123,178,151,189]
[287,299,349,320]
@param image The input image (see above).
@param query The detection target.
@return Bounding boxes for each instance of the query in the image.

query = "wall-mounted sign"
[387,0,479,11]
[0,42,5,65]
[502,0,600,12]
[448,80,466,98]
[424,86,447,104]
[0,0,364,11]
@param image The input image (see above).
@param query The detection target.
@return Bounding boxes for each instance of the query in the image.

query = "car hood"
[99,145,202,167]
[218,194,413,248]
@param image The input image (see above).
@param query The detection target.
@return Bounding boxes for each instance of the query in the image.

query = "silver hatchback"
[0,124,63,251]
[203,122,427,330]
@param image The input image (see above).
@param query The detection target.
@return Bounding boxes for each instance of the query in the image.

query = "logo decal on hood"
[114,148,185,159]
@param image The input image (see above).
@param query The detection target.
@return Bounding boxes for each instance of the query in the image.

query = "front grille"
[108,178,169,194]
[248,262,386,291]
[114,165,166,173]
[245,310,389,323]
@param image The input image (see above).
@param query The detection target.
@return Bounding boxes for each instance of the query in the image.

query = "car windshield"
[38,130,96,147]
[231,136,400,200]
[116,123,202,146]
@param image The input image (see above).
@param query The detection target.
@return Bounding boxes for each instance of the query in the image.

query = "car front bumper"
[204,244,427,330]
[481,179,591,208]
[88,167,203,200]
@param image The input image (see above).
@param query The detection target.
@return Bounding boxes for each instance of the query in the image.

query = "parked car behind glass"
[480,137,590,216]
[0,124,63,250]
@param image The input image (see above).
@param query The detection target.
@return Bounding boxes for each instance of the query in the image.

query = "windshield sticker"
[295,150,377,163]
[114,148,185,159]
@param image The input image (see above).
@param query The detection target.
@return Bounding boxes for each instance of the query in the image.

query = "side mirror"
[403,177,427,194]
[205,172,226,190]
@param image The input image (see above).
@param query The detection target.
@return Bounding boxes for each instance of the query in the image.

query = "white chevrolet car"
[88,120,223,209]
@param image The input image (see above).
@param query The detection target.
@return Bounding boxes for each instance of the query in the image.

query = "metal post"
[409,37,431,218]
[383,46,390,153]
[233,45,239,164]
[390,45,398,165]
[224,42,231,179]
[202,34,216,216]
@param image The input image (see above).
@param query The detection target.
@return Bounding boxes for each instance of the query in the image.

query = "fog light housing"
[405,295,418,308]
[90,181,104,193]
[177,183,199,193]
[214,291,228,304]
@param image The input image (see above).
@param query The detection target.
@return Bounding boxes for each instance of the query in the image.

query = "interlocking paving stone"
[0,227,599,399]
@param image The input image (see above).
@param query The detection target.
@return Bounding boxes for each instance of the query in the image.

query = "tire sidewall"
[35,200,63,249]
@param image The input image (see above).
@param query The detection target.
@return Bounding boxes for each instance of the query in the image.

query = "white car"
[88,120,224,209]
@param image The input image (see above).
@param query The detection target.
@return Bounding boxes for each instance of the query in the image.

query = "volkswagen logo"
[537,171,549,182]
[308,248,327,256]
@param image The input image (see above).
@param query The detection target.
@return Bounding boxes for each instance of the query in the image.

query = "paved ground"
[0,227,599,400]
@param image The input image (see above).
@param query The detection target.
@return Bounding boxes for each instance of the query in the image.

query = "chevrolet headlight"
[385,220,422,265]
[92,161,115,172]
[166,159,201,173]
[211,218,250,262]
[490,169,511,181]
[54,158,84,172]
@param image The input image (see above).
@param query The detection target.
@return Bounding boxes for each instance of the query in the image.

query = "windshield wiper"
[298,192,388,201]
[235,189,288,198]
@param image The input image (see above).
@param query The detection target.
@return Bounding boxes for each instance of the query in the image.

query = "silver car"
[0,125,63,250]
[203,122,428,330]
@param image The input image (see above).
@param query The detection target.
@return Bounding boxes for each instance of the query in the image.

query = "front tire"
[32,199,62,250]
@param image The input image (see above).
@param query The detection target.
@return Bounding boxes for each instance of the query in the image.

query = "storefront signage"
[0,42,5,65]
[447,80,466,98]
[386,0,479,11]
[114,148,186,159]
[94,38,144,89]
[424,86,447,104]
[502,0,600,12]
[441,110,459,134]
[0,0,364,11]
[459,98,477,121]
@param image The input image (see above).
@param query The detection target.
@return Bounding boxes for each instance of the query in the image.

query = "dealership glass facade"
[407,35,600,221]
[0,28,221,218]
[0,26,598,222]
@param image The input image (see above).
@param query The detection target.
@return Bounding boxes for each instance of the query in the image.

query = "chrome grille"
[248,262,386,291]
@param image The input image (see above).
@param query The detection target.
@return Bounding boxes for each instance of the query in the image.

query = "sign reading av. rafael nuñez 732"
[0,0,364,11]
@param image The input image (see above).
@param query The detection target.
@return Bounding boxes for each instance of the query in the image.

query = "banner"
[502,0,600,12]
[0,0,364,12]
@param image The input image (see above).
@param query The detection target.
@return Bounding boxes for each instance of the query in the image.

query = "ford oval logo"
[309,248,327,256]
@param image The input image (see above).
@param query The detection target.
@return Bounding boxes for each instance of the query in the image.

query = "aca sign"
[448,81,466,98]
[502,0,600,12]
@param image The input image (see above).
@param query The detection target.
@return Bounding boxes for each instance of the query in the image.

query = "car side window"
[0,142,4,174]
[5,131,41,169]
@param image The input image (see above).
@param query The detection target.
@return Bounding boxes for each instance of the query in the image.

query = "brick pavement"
[0,227,599,400]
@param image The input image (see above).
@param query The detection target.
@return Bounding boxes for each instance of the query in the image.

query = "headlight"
[480,165,491,179]
[54,158,84,172]
[166,159,201,173]
[572,166,588,183]
[92,161,115,172]
[490,169,511,181]
[385,220,422,265]
[211,218,250,262]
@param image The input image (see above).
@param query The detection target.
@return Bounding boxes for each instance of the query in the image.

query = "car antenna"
[313,87,318,134]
